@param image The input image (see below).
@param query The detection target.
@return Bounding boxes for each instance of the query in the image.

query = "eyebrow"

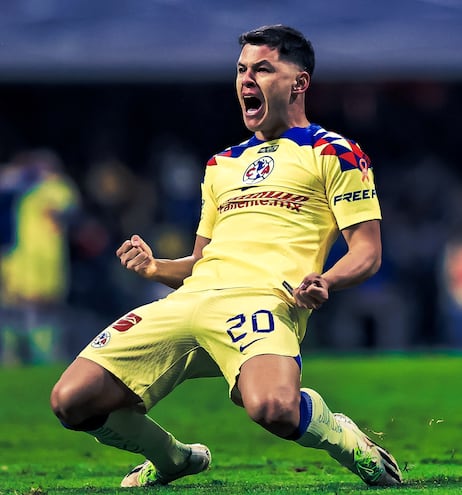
[236,59,274,69]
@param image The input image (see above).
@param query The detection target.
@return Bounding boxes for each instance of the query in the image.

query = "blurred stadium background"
[1,0,462,364]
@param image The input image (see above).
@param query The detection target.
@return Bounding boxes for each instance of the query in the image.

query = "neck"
[256,118,310,141]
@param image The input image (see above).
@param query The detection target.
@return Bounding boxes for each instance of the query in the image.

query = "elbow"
[369,252,382,277]
[371,258,381,277]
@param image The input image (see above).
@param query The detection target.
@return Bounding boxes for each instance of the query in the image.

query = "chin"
[244,123,259,133]
[243,116,264,133]
[242,121,257,133]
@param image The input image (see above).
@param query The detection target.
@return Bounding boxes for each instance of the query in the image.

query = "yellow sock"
[296,388,357,466]
[87,408,191,473]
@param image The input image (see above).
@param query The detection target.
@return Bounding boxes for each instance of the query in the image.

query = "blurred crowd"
[0,80,461,364]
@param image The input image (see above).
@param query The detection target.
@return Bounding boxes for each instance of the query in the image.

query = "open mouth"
[244,96,263,115]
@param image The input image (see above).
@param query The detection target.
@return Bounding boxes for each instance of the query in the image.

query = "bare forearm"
[117,234,210,290]
[322,245,381,291]
[321,220,382,291]
[150,256,197,289]
[152,235,210,289]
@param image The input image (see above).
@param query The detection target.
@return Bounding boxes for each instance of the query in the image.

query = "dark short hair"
[238,24,315,76]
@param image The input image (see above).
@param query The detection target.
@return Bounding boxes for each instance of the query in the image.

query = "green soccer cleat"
[120,443,211,487]
[333,413,402,486]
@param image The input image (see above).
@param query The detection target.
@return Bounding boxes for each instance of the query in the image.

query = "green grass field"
[0,353,461,495]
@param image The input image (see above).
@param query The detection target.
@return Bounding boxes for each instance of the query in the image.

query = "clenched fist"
[116,234,158,279]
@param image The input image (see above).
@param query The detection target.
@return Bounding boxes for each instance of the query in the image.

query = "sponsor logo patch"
[112,312,142,332]
[258,145,279,153]
[243,156,274,184]
[333,189,377,205]
[91,330,111,348]
[218,190,309,213]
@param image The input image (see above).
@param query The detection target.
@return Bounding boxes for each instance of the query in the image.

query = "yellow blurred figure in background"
[0,149,80,364]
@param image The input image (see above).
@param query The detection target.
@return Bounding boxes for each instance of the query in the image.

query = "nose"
[240,69,256,87]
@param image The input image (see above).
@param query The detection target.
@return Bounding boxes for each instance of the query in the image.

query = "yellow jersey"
[181,124,381,294]
[0,173,79,304]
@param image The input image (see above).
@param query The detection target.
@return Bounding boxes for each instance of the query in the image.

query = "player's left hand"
[293,273,329,310]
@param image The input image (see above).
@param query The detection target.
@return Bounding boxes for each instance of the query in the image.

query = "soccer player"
[50,25,402,487]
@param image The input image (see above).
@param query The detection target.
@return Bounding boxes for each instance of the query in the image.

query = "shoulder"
[309,125,372,173]
[275,124,357,152]
[281,124,352,148]
[281,124,325,146]
[206,136,261,166]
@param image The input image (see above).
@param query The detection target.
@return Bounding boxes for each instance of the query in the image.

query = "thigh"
[195,289,303,398]
[79,292,221,411]
[236,353,301,407]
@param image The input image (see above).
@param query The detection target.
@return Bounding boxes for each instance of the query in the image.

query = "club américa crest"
[242,156,274,185]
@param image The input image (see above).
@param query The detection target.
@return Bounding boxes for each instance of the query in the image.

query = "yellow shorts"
[79,288,307,411]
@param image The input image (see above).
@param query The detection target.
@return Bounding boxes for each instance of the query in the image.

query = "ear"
[292,72,310,93]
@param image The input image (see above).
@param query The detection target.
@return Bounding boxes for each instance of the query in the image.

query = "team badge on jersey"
[91,330,111,348]
[243,156,274,185]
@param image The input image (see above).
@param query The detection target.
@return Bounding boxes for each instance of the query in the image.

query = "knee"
[50,379,86,424]
[244,390,300,437]
[50,360,139,427]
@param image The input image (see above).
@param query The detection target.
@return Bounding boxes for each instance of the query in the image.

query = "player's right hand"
[116,234,158,279]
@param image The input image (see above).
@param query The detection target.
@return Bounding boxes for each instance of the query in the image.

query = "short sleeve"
[196,166,217,239]
[323,143,382,231]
